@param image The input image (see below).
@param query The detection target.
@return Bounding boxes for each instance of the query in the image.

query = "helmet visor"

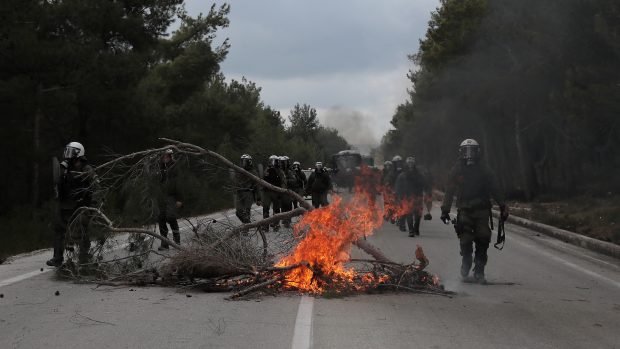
[64,146,80,159]
[460,145,479,160]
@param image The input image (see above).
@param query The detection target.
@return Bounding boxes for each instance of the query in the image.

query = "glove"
[500,204,509,221]
[440,210,450,224]
[423,213,432,220]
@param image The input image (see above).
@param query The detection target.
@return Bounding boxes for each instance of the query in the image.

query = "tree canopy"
[382,0,620,200]
[0,1,349,255]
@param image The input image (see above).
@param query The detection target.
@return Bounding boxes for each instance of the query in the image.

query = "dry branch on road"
[57,139,450,299]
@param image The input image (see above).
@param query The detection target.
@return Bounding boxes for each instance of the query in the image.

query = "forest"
[0,1,348,256]
[382,0,619,242]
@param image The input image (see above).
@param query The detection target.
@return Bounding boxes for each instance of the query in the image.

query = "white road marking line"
[291,295,314,349]
[0,208,240,289]
[0,242,132,289]
[509,236,620,289]
[0,269,51,288]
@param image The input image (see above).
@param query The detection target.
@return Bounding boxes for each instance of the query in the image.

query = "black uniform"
[50,159,97,265]
[395,166,431,235]
[262,166,286,229]
[234,167,259,224]
[441,161,505,280]
[292,169,308,209]
[156,159,182,248]
[307,169,332,208]
[280,167,299,227]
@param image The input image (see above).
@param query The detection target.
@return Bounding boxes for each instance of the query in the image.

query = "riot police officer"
[156,149,183,250]
[234,154,261,224]
[280,156,296,228]
[262,155,286,231]
[307,162,332,208]
[440,139,509,283]
[291,161,307,209]
[381,160,394,221]
[47,142,97,267]
[395,156,432,237]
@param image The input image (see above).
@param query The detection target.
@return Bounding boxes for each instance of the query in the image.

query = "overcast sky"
[185,0,439,148]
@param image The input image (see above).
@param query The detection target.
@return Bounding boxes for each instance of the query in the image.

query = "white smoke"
[320,107,380,153]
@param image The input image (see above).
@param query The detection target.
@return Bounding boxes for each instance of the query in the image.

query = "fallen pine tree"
[60,139,453,299]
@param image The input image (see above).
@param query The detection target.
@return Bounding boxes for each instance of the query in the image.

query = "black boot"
[158,228,169,250]
[46,258,63,267]
[473,265,486,284]
[460,242,473,278]
[413,215,421,236]
[473,239,489,284]
[173,231,181,245]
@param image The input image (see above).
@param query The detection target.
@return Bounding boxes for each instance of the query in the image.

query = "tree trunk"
[32,96,42,209]
[514,112,531,200]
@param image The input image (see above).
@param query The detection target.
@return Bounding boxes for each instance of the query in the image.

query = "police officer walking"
[262,155,286,231]
[156,149,183,250]
[395,156,432,237]
[235,154,261,225]
[306,162,332,208]
[47,142,97,267]
[291,161,307,209]
[381,160,394,221]
[440,139,509,283]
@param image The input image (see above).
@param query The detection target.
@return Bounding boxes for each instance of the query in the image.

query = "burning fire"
[275,166,433,294]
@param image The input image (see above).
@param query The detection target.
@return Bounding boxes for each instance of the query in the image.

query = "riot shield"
[257,163,264,179]
[52,157,61,199]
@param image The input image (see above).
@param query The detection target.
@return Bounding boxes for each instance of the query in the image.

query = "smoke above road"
[320,107,380,153]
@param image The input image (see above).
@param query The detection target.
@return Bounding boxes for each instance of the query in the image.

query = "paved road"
[1,204,619,349]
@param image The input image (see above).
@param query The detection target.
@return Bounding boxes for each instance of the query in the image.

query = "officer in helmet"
[290,161,308,209]
[280,156,297,228]
[234,154,261,225]
[156,149,183,250]
[47,142,98,267]
[395,156,433,237]
[381,160,394,221]
[306,161,332,208]
[391,155,404,176]
[261,155,286,231]
[440,139,509,283]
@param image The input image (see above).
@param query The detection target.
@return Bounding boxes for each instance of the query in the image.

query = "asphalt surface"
[1,203,619,349]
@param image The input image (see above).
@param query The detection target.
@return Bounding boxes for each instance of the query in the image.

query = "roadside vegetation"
[382,0,620,243]
[0,1,348,258]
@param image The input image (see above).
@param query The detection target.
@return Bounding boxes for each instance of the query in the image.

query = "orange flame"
[275,166,422,293]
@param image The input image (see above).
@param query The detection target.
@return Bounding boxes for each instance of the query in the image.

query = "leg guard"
[460,241,474,277]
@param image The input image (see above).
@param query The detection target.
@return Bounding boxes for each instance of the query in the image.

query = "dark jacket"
[285,168,301,190]
[441,161,505,211]
[235,167,259,192]
[307,169,332,194]
[395,167,430,200]
[263,166,285,192]
[295,169,308,190]
[157,160,182,202]
[58,160,97,209]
